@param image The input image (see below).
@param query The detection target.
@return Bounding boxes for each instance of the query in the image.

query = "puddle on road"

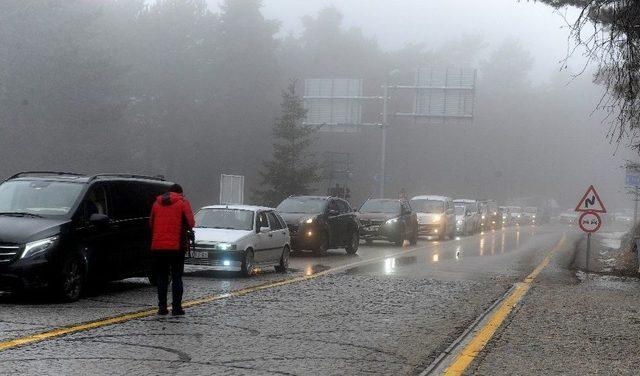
[346,227,535,275]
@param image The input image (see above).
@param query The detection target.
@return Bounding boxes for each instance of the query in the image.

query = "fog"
[0,0,633,212]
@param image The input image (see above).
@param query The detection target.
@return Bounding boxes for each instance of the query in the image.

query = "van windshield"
[0,180,84,217]
[410,199,444,213]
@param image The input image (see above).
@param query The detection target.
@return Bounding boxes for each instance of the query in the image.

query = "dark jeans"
[153,251,185,309]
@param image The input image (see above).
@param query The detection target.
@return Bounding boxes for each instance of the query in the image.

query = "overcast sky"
[210,0,583,83]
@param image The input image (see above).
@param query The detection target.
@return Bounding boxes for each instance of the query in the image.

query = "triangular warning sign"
[575,185,606,213]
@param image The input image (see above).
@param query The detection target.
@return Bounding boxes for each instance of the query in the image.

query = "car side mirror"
[89,213,109,225]
[328,209,339,217]
[259,226,270,233]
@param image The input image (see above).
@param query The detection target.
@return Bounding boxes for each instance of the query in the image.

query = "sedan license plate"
[192,251,209,259]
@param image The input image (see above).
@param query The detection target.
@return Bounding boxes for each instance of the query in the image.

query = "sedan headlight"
[457,219,464,225]
[21,235,59,259]
[386,218,399,225]
[217,243,237,251]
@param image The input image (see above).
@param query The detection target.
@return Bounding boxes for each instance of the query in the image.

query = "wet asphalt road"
[0,225,571,375]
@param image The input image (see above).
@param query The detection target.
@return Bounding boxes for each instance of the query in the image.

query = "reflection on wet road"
[340,225,540,276]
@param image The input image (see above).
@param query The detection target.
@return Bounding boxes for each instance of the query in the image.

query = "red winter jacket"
[149,192,195,251]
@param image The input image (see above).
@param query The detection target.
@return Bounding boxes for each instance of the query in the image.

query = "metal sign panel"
[626,166,640,187]
[219,174,244,205]
[414,67,476,124]
[575,185,606,213]
[579,211,602,233]
[304,78,363,132]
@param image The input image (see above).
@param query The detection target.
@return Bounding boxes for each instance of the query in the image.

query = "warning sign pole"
[586,232,591,272]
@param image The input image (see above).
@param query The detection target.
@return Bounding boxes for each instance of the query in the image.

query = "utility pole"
[380,84,389,199]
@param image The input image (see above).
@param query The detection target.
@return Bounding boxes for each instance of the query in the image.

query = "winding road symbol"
[575,185,606,213]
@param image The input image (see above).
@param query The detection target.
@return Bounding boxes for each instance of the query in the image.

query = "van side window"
[110,182,148,220]
[84,185,108,220]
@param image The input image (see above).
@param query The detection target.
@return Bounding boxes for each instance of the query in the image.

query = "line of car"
[0,171,542,302]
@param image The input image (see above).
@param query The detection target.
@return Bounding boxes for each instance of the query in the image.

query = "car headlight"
[457,219,463,225]
[303,217,314,224]
[532,215,536,218]
[217,243,237,251]
[386,218,399,225]
[481,215,486,220]
[21,235,59,259]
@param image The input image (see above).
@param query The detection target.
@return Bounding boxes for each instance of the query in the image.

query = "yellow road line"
[444,234,566,376]
[0,243,433,352]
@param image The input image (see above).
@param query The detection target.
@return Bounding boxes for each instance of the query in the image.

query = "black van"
[0,172,172,301]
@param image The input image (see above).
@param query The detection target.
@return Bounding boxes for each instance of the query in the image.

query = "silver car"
[187,205,291,276]
[454,199,481,235]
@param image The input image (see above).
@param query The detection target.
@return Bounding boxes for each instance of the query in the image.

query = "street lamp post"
[380,84,389,198]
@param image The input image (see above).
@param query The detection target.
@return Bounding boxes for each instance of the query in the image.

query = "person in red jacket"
[149,183,195,316]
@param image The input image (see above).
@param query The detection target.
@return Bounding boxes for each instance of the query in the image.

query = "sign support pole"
[586,232,591,273]
[635,187,639,226]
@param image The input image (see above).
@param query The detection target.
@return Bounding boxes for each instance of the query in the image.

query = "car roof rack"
[7,171,86,180]
[89,173,166,182]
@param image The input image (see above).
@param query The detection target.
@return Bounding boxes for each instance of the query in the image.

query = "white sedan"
[186,205,291,276]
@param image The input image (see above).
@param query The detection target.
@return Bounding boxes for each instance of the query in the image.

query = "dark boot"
[171,305,185,316]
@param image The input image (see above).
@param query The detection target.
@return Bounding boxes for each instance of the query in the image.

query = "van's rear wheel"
[56,255,85,302]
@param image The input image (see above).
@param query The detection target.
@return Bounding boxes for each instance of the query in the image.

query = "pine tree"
[255,82,320,206]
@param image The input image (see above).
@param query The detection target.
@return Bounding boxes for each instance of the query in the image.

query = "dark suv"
[357,199,418,246]
[0,171,172,301]
[276,196,360,255]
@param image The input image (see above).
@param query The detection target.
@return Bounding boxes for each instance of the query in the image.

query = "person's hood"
[0,216,69,244]
[280,212,319,225]
[194,228,252,244]
[357,212,397,221]
[157,192,183,206]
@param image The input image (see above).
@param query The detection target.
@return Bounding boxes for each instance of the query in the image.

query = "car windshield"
[455,205,466,215]
[195,208,254,231]
[507,206,522,213]
[360,200,401,214]
[277,198,326,214]
[0,180,84,217]
[410,199,444,213]
[524,207,537,213]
